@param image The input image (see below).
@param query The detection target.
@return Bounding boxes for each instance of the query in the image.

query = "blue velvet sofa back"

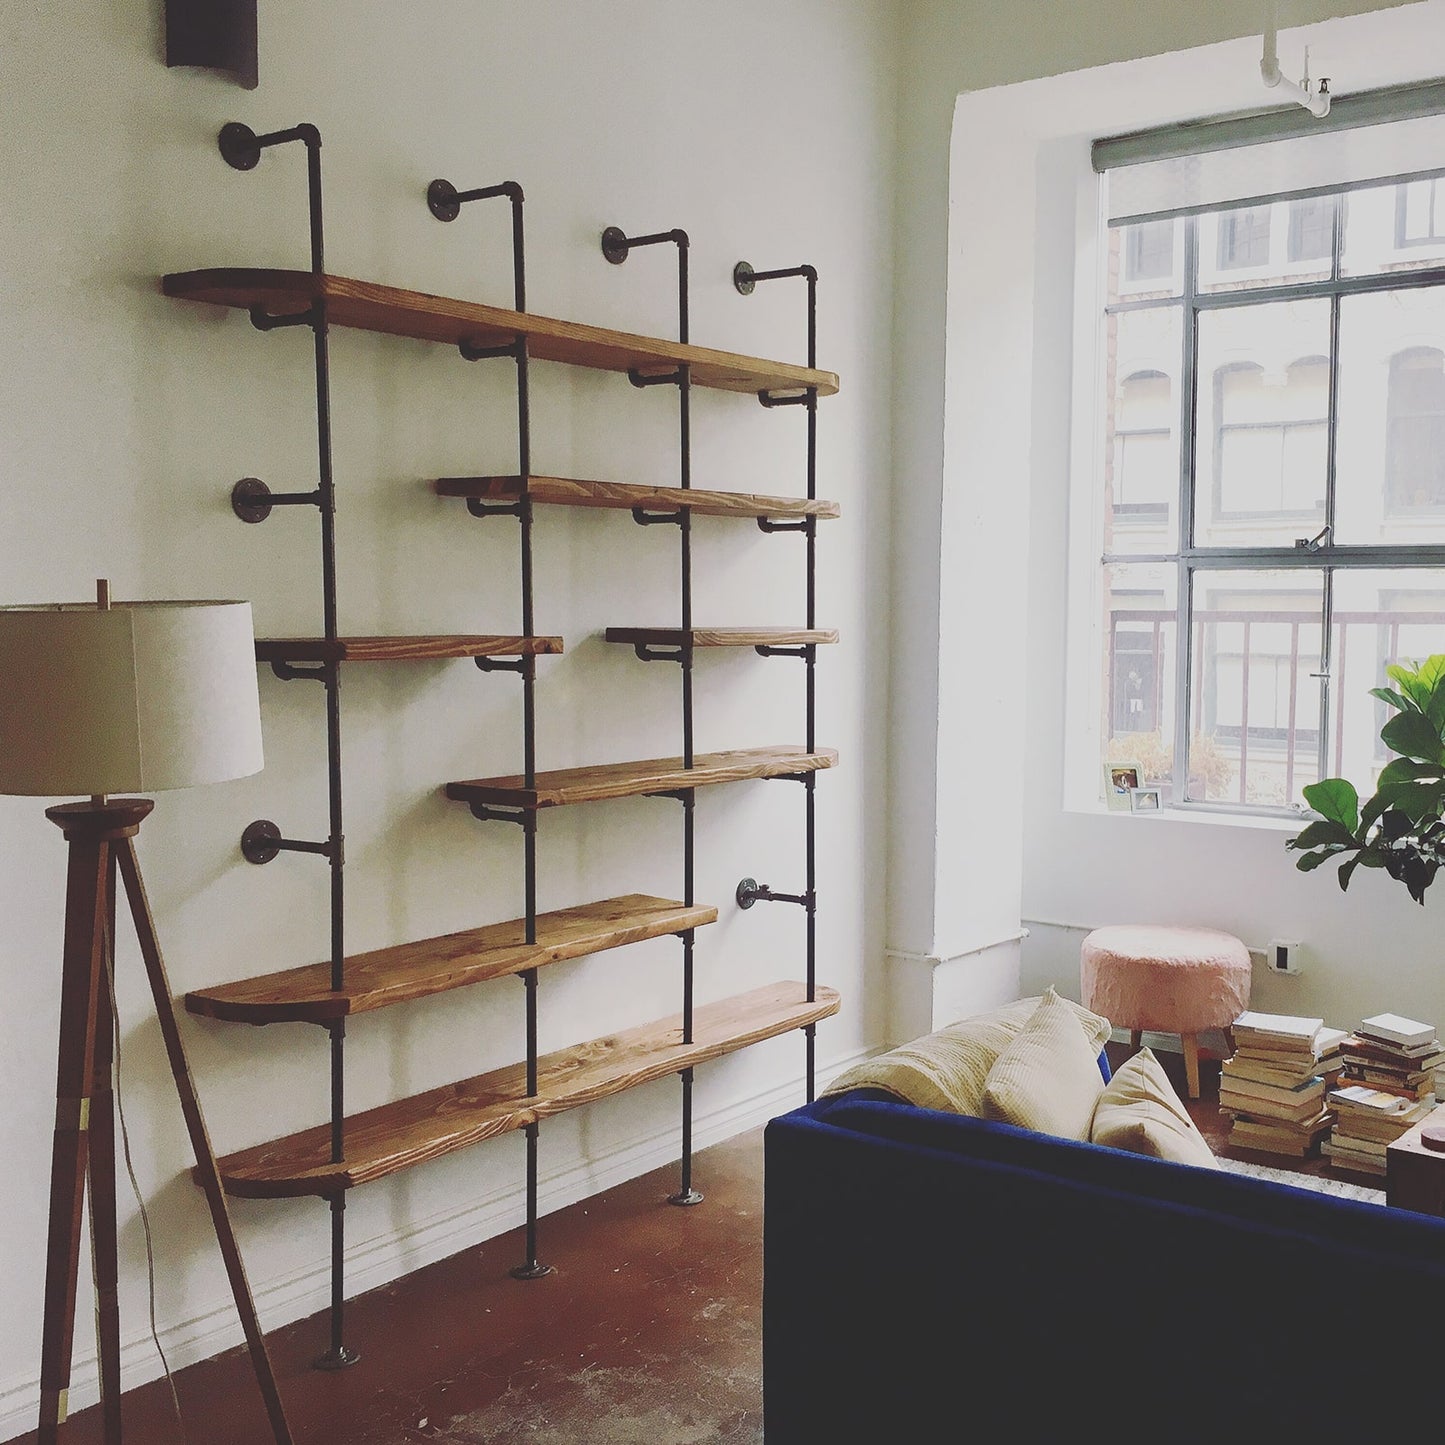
[763,1090,1445,1440]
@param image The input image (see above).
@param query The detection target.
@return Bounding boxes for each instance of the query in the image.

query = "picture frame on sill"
[1129,786,1162,813]
[1104,762,1143,811]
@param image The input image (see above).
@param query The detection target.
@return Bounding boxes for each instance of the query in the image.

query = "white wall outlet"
[1267,938,1304,976]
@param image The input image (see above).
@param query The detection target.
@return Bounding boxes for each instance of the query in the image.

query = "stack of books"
[1339,1013,1445,1102]
[1220,1011,1346,1158]
[1324,1014,1441,1176]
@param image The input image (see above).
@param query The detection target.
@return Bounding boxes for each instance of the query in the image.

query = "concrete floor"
[13,1130,767,1445]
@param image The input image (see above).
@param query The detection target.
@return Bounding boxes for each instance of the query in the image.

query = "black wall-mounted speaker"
[165,0,258,91]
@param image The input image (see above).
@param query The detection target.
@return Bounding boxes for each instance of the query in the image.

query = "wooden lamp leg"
[115,838,294,1445]
[37,830,110,1443]
[87,852,124,1442]
[1182,1033,1202,1099]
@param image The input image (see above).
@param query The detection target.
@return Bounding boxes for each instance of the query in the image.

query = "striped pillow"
[980,988,1108,1141]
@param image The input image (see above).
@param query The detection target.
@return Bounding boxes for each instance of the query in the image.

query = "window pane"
[1334,287,1445,542]
[1101,563,1177,801]
[1329,570,1445,794]
[1103,308,1181,554]
[1187,571,1324,809]
[1108,219,1182,303]
[1287,195,1333,263]
[1199,200,1333,294]
[1342,176,1445,276]
[1194,301,1330,547]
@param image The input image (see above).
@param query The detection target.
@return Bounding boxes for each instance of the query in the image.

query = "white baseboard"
[0,1045,871,1442]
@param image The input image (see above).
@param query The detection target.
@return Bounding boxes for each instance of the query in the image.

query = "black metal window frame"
[1102,167,1445,819]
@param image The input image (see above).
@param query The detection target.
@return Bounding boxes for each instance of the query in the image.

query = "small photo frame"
[1104,762,1142,811]
[1129,786,1162,813]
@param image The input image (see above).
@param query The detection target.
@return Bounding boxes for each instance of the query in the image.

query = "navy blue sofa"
[763,1088,1445,1440]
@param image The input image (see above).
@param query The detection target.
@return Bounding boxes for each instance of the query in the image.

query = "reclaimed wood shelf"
[434,474,841,521]
[185,894,715,1026]
[446,744,838,812]
[210,982,841,1198]
[605,627,838,650]
[255,635,564,665]
[161,270,839,398]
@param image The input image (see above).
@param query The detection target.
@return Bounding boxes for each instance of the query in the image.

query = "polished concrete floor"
[17,1046,1364,1445]
[14,1130,768,1445]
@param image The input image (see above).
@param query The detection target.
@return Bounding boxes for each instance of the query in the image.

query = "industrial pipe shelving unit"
[167,123,842,1368]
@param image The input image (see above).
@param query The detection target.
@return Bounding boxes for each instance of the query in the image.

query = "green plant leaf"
[1369,686,1413,713]
[1288,819,1357,851]
[1338,854,1363,891]
[1294,848,1341,872]
[1388,661,1433,712]
[1377,757,1439,786]
[1380,710,1445,765]
[1300,778,1359,832]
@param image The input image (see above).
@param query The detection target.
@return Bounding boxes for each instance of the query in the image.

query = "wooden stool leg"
[1182,1033,1202,1099]
[37,834,109,1443]
[1129,1030,1142,1051]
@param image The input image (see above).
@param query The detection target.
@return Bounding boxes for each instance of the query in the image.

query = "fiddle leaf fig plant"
[1285,654,1445,904]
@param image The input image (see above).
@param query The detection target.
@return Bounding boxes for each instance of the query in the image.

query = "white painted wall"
[0,1,898,1430]
[888,0,1427,1027]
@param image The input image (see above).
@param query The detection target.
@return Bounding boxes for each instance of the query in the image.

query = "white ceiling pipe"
[1261,4,1332,117]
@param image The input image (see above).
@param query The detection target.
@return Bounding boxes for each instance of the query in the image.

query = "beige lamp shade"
[0,599,264,796]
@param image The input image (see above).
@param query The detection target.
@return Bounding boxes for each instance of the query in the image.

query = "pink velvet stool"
[1080,924,1252,1099]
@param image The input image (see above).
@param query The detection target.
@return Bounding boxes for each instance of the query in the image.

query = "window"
[1216,205,1272,269]
[1288,196,1333,263]
[1397,177,1445,246]
[1213,358,1328,517]
[1125,220,1174,282]
[1112,371,1172,518]
[1099,173,1445,816]
[1385,348,1445,513]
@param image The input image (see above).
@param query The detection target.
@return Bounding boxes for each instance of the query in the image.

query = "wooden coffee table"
[1386,1114,1445,1216]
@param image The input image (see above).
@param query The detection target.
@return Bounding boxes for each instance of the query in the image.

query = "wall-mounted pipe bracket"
[231,477,323,523]
[474,656,527,674]
[459,338,523,363]
[241,820,339,865]
[757,516,809,534]
[270,660,328,684]
[466,804,532,829]
[754,645,809,659]
[249,305,316,332]
[629,367,686,389]
[632,644,685,664]
[466,497,526,520]
[631,507,685,527]
[757,389,814,409]
[736,877,814,911]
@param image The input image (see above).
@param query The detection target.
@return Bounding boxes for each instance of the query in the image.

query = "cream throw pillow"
[822,990,1111,1117]
[1090,1047,1219,1169]
[979,989,1107,1141]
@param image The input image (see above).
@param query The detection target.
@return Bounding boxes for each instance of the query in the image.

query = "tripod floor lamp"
[0,585,294,1444]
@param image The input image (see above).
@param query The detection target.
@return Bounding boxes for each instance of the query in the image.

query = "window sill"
[1073,801,1305,834]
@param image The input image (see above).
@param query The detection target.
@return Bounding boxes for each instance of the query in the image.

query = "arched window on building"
[1214,356,1328,517]
[1111,369,1172,521]
[1385,346,1445,513]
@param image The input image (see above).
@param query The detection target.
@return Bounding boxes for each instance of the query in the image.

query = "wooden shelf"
[434,474,841,521]
[255,635,563,665]
[445,744,837,812]
[185,895,714,1026]
[162,270,839,398]
[210,982,841,1197]
[605,627,838,650]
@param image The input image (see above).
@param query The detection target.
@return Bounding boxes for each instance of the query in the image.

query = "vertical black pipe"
[302,128,355,1370]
